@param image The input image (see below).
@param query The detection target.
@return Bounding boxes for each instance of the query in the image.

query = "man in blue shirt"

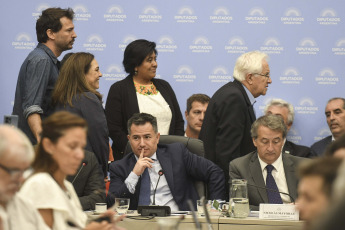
[12,8,77,144]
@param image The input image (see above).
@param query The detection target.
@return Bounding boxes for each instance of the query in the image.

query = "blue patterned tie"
[138,168,151,205]
[265,165,283,204]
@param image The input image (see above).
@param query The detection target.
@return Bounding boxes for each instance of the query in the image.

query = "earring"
[134,70,138,75]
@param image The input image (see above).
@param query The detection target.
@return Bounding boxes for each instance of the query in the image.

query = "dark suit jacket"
[106,143,226,211]
[105,75,184,160]
[56,92,109,177]
[67,150,106,211]
[310,135,332,157]
[229,151,306,211]
[283,140,311,158]
[199,80,256,189]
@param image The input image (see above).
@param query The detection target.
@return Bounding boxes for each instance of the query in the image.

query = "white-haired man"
[0,125,49,230]
[200,51,272,194]
[265,98,311,158]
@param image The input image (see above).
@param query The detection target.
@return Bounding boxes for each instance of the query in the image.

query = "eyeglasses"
[0,163,28,178]
[253,73,271,79]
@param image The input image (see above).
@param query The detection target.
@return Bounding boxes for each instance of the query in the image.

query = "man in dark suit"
[229,115,306,211]
[310,97,345,156]
[199,51,271,194]
[264,98,311,158]
[67,150,106,211]
[106,113,225,211]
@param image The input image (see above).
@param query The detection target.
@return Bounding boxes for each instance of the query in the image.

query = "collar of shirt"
[37,43,59,65]
[242,84,256,106]
[258,151,283,174]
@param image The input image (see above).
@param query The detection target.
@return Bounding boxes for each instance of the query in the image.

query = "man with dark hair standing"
[310,97,345,156]
[185,94,210,138]
[13,7,77,144]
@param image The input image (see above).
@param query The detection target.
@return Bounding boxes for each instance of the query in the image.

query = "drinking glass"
[229,179,249,218]
[114,198,130,215]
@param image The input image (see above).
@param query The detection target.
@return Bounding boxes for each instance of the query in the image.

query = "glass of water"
[229,179,249,218]
[114,198,130,215]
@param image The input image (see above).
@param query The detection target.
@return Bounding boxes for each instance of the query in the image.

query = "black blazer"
[310,135,332,157]
[67,150,106,211]
[199,80,256,186]
[283,140,311,158]
[105,75,184,160]
[106,143,226,211]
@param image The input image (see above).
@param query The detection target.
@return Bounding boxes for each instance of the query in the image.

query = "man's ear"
[252,138,257,147]
[246,73,254,85]
[185,110,189,119]
[46,29,55,40]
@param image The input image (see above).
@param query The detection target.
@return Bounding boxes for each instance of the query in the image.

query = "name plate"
[259,204,299,220]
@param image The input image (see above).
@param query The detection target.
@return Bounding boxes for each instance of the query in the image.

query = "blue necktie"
[265,165,283,204]
[138,168,151,205]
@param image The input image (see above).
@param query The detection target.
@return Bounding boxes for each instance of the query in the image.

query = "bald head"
[0,125,34,161]
[0,125,34,206]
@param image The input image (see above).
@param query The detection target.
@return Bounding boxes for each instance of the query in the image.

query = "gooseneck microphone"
[71,160,88,184]
[187,199,201,230]
[247,183,295,203]
[137,169,171,216]
[152,169,164,205]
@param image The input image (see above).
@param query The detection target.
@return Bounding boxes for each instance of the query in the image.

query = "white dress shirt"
[125,153,179,211]
[258,153,291,203]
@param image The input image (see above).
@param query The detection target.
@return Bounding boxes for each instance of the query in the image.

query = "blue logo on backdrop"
[317,8,341,25]
[224,37,248,54]
[296,38,320,55]
[32,4,50,19]
[208,66,232,83]
[281,8,304,25]
[332,39,345,55]
[12,33,35,50]
[189,36,213,53]
[314,127,332,141]
[260,37,284,54]
[174,6,197,23]
[280,68,303,84]
[73,5,91,21]
[118,35,137,51]
[315,68,339,85]
[104,5,126,22]
[210,7,232,24]
[156,36,177,53]
[173,66,196,82]
[295,98,319,115]
[83,34,106,51]
[245,7,268,24]
[139,6,162,23]
[287,127,303,144]
[103,64,126,82]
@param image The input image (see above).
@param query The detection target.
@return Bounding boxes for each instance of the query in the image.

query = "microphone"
[137,169,171,216]
[187,199,201,230]
[201,197,213,230]
[152,169,164,205]
[71,160,88,184]
[247,183,295,203]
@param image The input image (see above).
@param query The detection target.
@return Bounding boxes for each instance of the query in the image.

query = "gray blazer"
[229,151,306,210]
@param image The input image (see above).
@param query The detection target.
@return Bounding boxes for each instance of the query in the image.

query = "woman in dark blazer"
[52,52,109,177]
[105,39,184,160]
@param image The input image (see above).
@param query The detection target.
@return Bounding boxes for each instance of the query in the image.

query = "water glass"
[114,198,130,215]
[229,179,249,218]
